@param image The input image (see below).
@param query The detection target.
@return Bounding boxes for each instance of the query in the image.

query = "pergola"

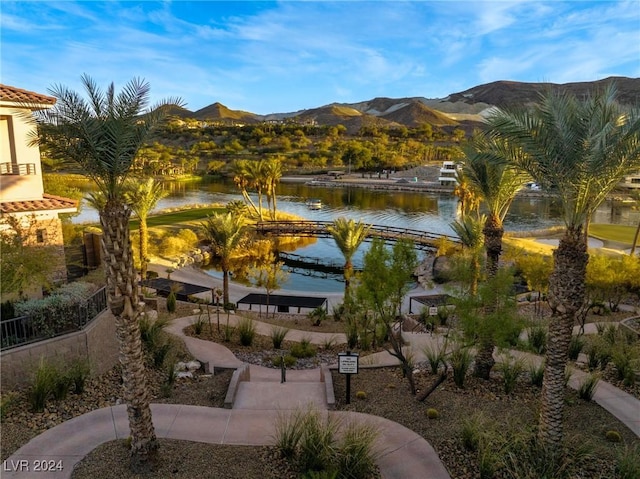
[408,294,453,314]
[236,293,328,314]
[140,278,212,302]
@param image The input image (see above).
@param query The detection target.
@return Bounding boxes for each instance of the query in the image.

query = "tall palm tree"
[35,75,180,471]
[327,218,371,295]
[201,212,247,304]
[263,157,283,220]
[124,178,168,280]
[453,169,481,219]
[487,85,640,449]
[462,134,529,379]
[230,159,259,217]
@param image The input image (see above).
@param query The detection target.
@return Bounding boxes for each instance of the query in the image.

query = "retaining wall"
[1,310,118,389]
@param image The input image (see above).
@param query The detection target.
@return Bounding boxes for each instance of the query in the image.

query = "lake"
[73,179,639,293]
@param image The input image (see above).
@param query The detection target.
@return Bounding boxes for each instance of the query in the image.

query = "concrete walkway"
[6,308,638,479]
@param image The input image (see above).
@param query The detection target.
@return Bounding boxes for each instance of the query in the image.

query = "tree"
[201,212,247,305]
[124,178,168,280]
[452,169,480,218]
[248,254,289,317]
[35,75,180,470]
[263,157,283,220]
[487,85,640,449]
[230,159,260,217]
[461,134,529,379]
[449,214,485,296]
[327,218,371,296]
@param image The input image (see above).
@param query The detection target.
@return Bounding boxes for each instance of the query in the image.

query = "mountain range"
[168,77,640,132]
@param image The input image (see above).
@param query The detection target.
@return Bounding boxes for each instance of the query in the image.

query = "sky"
[1,1,639,115]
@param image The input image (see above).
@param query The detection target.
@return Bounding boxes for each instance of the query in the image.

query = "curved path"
[4,314,451,479]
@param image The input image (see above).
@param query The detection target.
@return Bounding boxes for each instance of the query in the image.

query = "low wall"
[1,310,119,389]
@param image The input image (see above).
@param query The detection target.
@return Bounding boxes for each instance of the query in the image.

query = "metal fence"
[1,287,108,351]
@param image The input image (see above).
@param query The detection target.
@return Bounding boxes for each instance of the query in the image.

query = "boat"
[305,198,322,209]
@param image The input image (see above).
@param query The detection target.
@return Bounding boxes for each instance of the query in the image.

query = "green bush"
[223,325,234,342]
[237,317,256,346]
[309,306,327,326]
[460,414,485,451]
[297,410,339,473]
[272,355,297,368]
[291,338,317,358]
[423,341,447,375]
[334,421,379,479]
[192,315,206,336]
[271,326,290,349]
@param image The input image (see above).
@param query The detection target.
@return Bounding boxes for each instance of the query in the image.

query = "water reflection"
[72,179,639,292]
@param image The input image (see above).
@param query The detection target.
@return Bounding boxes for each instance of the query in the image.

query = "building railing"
[0,162,36,175]
[0,287,108,351]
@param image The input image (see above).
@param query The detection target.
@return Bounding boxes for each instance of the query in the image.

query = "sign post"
[338,351,359,404]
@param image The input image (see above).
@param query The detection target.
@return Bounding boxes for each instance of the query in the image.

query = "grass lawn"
[129,206,226,229]
[589,223,639,246]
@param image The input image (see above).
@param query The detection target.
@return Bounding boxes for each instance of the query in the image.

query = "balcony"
[0,163,36,175]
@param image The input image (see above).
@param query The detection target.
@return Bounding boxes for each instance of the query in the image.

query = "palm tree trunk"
[483,214,503,277]
[630,220,640,256]
[474,215,503,379]
[222,266,230,305]
[539,226,588,449]
[100,201,157,471]
[139,219,149,280]
[344,260,353,295]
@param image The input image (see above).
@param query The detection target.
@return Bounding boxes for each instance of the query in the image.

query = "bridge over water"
[254,220,460,250]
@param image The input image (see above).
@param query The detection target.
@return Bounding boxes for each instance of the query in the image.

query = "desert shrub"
[291,338,317,358]
[568,335,585,361]
[160,359,177,398]
[159,235,191,257]
[321,335,338,350]
[28,359,57,412]
[297,410,339,473]
[616,443,640,479]
[345,316,359,349]
[426,408,439,419]
[502,434,593,479]
[450,346,472,388]
[0,392,17,419]
[68,359,91,394]
[271,326,290,349]
[527,325,547,354]
[192,315,206,336]
[528,361,545,387]
[423,341,448,375]
[223,325,234,342]
[497,354,524,394]
[460,413,486,451]
[611,342,639,386]
[577,373,600,401]
[309,306,327,326]
[177,228,199,247]
[334,421,379,479]
[166,291,177,313]
[436,306,450,326]
[237,317,256,346]
[139,316,171,352]
[275,409,306,459]
[272,355,297,368]
[564,366,573,387]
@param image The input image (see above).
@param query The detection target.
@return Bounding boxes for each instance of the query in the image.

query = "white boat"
[306,198,322,209]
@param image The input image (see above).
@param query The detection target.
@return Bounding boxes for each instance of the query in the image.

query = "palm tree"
[463,134,529,277]
[327,218,371,295]
[230,159,259,217]
[245,160,266,220]
[450,214,485,296]
[462,134,529,379]
[263,157,283,220]
[453,169,481,218]
[201,212,247,305]
[124,178,168,280]
[35,75,180,471]
[487,85,640,449]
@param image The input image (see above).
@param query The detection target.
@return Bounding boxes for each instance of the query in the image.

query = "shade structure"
[236,293,327,313]
[140,278,212,302]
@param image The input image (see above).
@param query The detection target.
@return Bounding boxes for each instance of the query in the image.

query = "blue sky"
[2,1,639,114]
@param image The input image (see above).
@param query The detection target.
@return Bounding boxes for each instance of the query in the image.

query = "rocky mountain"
[176,76,639,128]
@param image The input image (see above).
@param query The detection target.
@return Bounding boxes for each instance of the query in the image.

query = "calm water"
[73,179,639,293]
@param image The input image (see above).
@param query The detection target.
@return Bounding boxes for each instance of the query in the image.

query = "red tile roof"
[0,194,77,214]
[0,84,56,106]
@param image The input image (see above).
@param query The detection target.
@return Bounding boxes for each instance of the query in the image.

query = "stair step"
[233,382,327,410]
